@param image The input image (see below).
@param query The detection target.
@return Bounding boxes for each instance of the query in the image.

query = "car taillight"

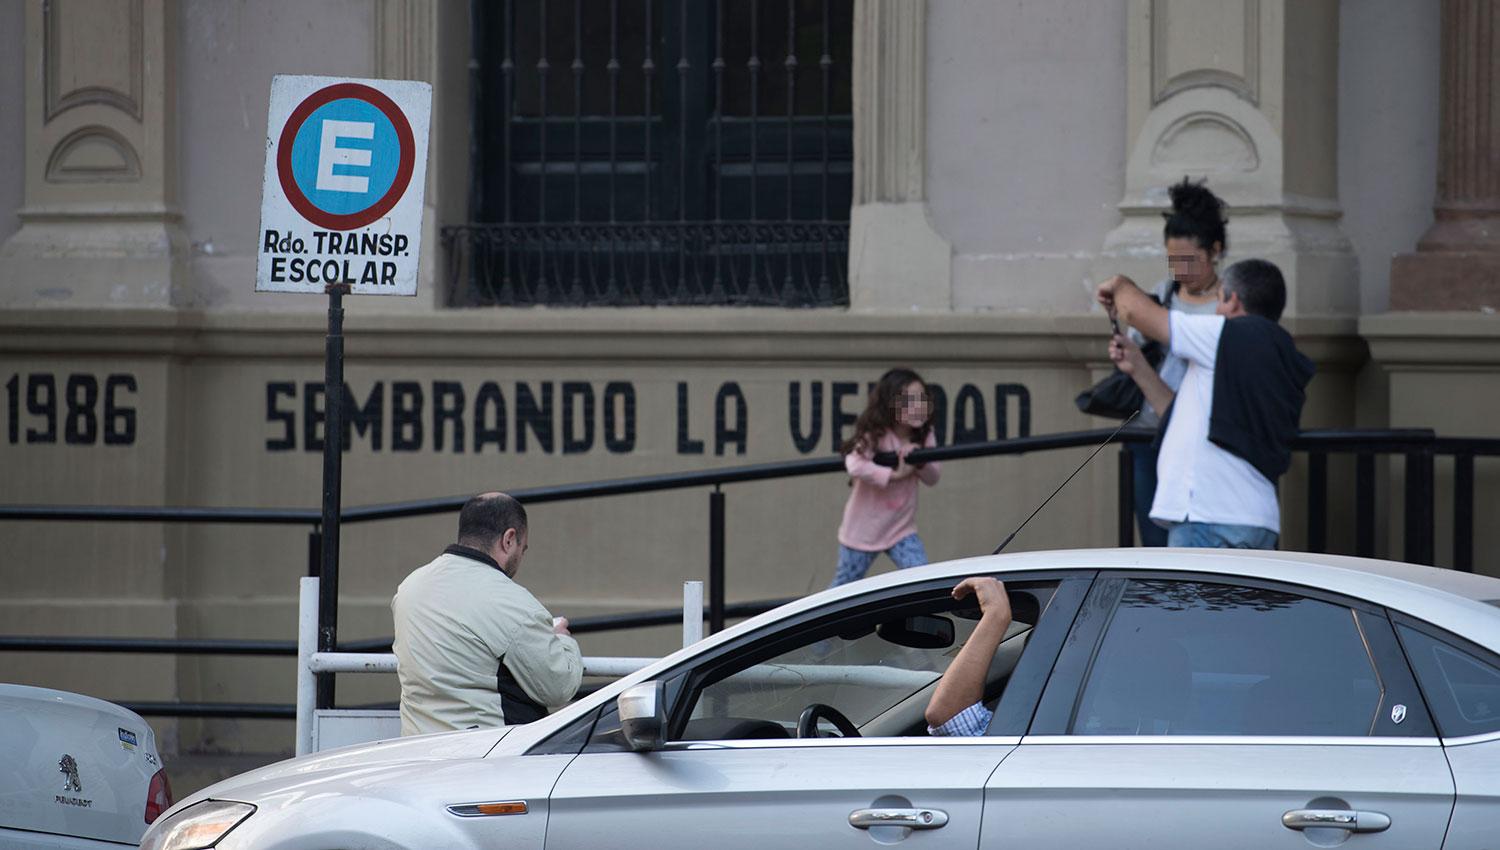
[145,768,173,824]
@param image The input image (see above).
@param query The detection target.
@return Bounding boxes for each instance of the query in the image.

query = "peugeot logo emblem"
[1391,704,1408,724]
[58,755,82,793]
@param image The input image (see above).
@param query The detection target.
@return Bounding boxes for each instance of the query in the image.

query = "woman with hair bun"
[1111,177,1229,546]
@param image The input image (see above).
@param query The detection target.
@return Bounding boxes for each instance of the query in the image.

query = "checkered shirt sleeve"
[927,701,994,737]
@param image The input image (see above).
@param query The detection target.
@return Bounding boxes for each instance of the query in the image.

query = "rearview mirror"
[876,614,955,649]
[618,681,667,752]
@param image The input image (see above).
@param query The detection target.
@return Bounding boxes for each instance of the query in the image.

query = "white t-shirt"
[1149,312,1281,534]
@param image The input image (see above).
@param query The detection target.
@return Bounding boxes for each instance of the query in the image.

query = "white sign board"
[256,75,431,296]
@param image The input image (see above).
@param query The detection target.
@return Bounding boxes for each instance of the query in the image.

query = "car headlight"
[140,800,256,850]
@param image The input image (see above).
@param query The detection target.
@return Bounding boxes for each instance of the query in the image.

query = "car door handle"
[848,808,948,830]
[1282,808,1391,833]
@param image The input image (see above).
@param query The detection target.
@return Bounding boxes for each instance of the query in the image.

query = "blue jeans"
[1166,521,1278,550]
[1129,442,1168,547]
[831,533,928,587]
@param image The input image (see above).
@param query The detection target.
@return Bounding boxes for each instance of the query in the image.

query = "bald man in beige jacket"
[392,493,582,736]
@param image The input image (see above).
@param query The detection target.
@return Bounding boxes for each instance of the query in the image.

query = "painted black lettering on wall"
[603,382,635,453]
[259,378,1031,456]
[433,382,465,453]
[6,373,137,446]
[516,383,554,454]
[474,382,506,452]
[829,381,859,453]
[562,382,594,454]
[788,382,823,454]
[676,382,704,455]
[715,382,747,456]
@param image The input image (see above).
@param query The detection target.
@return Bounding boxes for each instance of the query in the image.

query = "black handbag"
[1075,287,1173,420]
[1074,340,1165,419]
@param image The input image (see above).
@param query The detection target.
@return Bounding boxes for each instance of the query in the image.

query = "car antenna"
[993,410,1140,554]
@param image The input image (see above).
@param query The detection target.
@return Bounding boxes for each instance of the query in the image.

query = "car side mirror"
[618,680,667,752]
[876,614,955,649]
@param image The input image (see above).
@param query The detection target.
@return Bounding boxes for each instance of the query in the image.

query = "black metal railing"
[3,426,1496,719]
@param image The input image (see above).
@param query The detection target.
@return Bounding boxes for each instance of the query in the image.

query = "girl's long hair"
[840,368,933,455]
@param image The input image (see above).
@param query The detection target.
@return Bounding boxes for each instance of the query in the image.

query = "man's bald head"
[457,492,528,552]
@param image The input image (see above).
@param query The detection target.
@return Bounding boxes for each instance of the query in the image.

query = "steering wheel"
[796,703,862,739]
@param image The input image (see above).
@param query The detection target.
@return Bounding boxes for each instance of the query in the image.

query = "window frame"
[1390,610,1500,741]
[665,572,1091,743]
[528,569,1096,755]
[1030,570,1436,739]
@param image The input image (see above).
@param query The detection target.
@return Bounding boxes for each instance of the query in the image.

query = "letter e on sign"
[256,75,431,296]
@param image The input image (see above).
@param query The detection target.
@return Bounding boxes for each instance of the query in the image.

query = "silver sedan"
[144,549,1500,850]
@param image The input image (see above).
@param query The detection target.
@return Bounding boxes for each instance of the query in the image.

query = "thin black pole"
[711,0,725,299]
[1355,452,1375,557]
[747,0,761,299]
[783,0,796,300]
[536,0,551,301]
[572,0,585,301]
[642,0,655,302]
[317,282,349,710]
[501,0,515,300]
[607,0,619,301]
[817,0,831,301]
[1307,451,1327,554]
[709,488,725,633]
[1455,453,1474,572]
[1117,446,1134,548]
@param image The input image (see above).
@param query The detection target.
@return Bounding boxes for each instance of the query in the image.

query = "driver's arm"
[924,578,1012,730]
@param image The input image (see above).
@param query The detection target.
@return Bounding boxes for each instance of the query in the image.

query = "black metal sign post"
[316,281,350,710]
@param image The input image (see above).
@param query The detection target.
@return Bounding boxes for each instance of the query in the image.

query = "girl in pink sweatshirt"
[831,368,942,587]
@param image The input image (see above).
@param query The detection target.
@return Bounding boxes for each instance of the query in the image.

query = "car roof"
[785,548,1500,653]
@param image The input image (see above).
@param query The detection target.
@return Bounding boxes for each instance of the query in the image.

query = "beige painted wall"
[179,0,376,311]
[926,0,1128,313]
[0,0,23,245]
[1337,0,1440,314]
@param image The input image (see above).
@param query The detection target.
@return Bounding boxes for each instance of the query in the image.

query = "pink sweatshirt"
[838,429,941,552]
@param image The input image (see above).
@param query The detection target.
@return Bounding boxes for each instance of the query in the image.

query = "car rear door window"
[1072,580,1384,736]
[1397,624,1500,738]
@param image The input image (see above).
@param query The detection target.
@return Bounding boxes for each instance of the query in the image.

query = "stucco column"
[1095,0,1358,318]
[1389,0,1500,311]
[847,0,952,311]
[374,0,464,311]
[0,0,188,307]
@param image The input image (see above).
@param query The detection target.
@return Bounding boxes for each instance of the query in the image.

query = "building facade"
[2,0,1497,758]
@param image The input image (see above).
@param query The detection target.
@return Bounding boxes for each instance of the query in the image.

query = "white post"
[682,580,704,647]
[295,577,319,757]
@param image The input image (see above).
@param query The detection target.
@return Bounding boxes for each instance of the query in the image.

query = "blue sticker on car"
[118,728,138,750]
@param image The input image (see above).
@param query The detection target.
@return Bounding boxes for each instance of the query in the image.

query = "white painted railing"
[295,576,701,756]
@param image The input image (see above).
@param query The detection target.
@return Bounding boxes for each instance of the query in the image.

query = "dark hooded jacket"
[1157,314,1315,482]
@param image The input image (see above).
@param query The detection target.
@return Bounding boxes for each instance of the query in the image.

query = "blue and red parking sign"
[257,76,431,296]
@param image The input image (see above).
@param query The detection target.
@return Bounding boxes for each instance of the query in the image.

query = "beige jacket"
[391,549,582,736]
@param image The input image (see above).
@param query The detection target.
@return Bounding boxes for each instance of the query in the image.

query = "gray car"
[145,549,1500,850]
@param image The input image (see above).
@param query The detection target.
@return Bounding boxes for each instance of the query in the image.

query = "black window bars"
[444,0,855,307]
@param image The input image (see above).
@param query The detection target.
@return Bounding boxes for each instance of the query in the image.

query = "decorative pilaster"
[1389,0,1500,311]
[374,0,454,310]
[847,0,951,311]
[0,0,187,307]
[1096,0,1358,317]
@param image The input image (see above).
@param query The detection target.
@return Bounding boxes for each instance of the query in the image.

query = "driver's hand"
[952,577,1011,622]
